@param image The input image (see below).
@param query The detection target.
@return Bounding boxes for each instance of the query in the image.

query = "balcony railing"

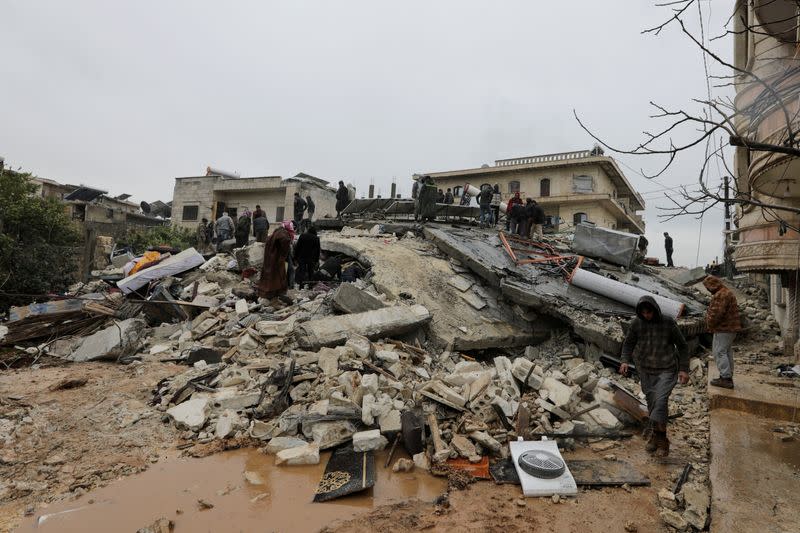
[495,150,593,167]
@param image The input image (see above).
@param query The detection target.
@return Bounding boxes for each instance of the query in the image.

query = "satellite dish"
[481,164,490,168]
[140,201,151,214]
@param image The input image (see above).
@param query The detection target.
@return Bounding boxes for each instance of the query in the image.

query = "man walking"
[215,211,234,242]
[664,232,674,267]
[620,296,689,457]
[703,276,741,389]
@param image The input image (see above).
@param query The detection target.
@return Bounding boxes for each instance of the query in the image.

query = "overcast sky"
[2,1,732,267]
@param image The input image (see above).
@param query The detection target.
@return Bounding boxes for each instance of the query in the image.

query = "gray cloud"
[2,0,728,267]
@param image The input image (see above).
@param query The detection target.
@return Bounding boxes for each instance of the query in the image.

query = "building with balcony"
[424,149,645,234]
[171,170,340,230]
[731,0,800,355]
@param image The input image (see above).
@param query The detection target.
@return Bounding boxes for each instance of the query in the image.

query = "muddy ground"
[0,349,717,533]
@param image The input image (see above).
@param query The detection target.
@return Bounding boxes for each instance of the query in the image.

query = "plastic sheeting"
[572,223,640,268]
[117,247,205,294]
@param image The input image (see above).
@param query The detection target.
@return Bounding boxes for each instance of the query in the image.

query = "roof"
[426,150,645,211]
[64,186,108,202]
[284,172,331,188]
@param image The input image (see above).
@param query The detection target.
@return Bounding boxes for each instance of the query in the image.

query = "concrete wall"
[172,177,216,229]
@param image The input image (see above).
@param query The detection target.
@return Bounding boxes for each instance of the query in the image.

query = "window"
[275,206,285,221]
[573,175,594,193]
[508,181,520,193]
[540,178,550,197]
[106,208,114,219]
[182,205,199,221]
[453,186,463,197]
[573,212,588,225]
[544,215,558,228]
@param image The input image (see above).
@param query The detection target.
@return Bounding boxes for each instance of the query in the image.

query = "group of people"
[619,274,740,457]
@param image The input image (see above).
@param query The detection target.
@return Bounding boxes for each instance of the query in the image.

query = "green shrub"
[125,224,197,254]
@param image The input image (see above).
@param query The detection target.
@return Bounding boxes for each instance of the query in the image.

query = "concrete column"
[784,271,800,362]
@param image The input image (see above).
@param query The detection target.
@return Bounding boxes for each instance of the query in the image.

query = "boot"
[643,421,657,453]
[654,422,670,457]
[710,377,734,389]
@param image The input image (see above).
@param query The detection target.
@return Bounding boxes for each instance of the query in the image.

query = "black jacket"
[294,232,320,265]
[664,235,673,252]
[293,196,307,218]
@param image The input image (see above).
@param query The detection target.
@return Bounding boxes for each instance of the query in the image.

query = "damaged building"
[426,148,646,234]
[171,168,343,229]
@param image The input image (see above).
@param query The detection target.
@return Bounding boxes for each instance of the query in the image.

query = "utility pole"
[723,175,733,279]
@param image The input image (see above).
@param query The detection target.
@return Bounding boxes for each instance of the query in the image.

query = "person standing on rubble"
[509,199,526,235]
[196,218,211,253]
[294,225,320,287]
[664,232,674,267]
[293,192,307,226]
[258,221,293,301]
[305,195,315,221]
[444,188,454,204]
[418,175,438,222]
[619,295,689,457]
[335,181,350,218]
[528,199,545,240]
[235,211,251,247]
[506,191,522,231]
[703,275,741,389]
[215,211,234,242]
[478,185,493,227]
[490,184,501,226]
[253,210,269,243]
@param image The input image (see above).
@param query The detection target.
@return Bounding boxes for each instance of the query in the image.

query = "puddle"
[16,448,446,533]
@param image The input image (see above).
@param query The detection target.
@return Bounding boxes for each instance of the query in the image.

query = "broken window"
[573,212,588,225]
[540,179,550,197]
[182,205,199,221]
[276,206,285,221]
[106,208,114,219]
[453,186,463,197]
[572,175,594,193]
[508,181,520,194]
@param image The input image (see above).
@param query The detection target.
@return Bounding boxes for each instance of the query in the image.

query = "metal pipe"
[465,183,508,212]
[569,268,685,318]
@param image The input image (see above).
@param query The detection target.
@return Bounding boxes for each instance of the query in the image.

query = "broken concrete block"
[317,348,340,376]
[375,350,400,364]
[392,458,414,472]
[167,398,209,431]
[337,371,361,398]
[465,372,492,401]
[235,242,265,271]
[388,362,405,379]
[426,381,467,407]
[275,443,320,466]
[658,488,677,510]
[534,398,571,420]
[447,275,474,292]
[459,291,486,310]
[412,452,430,471]
[659,509,688,531]
[68,318,146,362]
[149,343,172,356]
[361,373,379,395]
[264,436,308,454]
[681,483,709,530]
[468,431,501,454]
[204,389,261,411]
[511,358,544,389]
[541,377,573,407]
[378,409,402,434]
[450,434,481,463]
[311,421,356,450]
[256,319,295,337]
[345,334,373,358]
[587,408,622,430]
[566,362,594,385]
[192,317,220,339]
[239,333,259,351]
[296,304,431,349]
[197,281,221,296]
[352,429,389,452]
[215,410,243,439]
[332,283,385,314]
[235,299,249,317]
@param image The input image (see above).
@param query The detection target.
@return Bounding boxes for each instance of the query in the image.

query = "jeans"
[480,205,492,225]
[666,250,674,267]
[639,369,678,424]
[712,332,736,378]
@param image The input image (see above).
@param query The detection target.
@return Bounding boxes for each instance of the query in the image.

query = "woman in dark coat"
[235,213,251,247]
[258,224,292,298]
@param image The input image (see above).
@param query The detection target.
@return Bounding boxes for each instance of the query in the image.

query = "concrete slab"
[708,362,800,422]
[710,409,800,533]
[331,283,385,314]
